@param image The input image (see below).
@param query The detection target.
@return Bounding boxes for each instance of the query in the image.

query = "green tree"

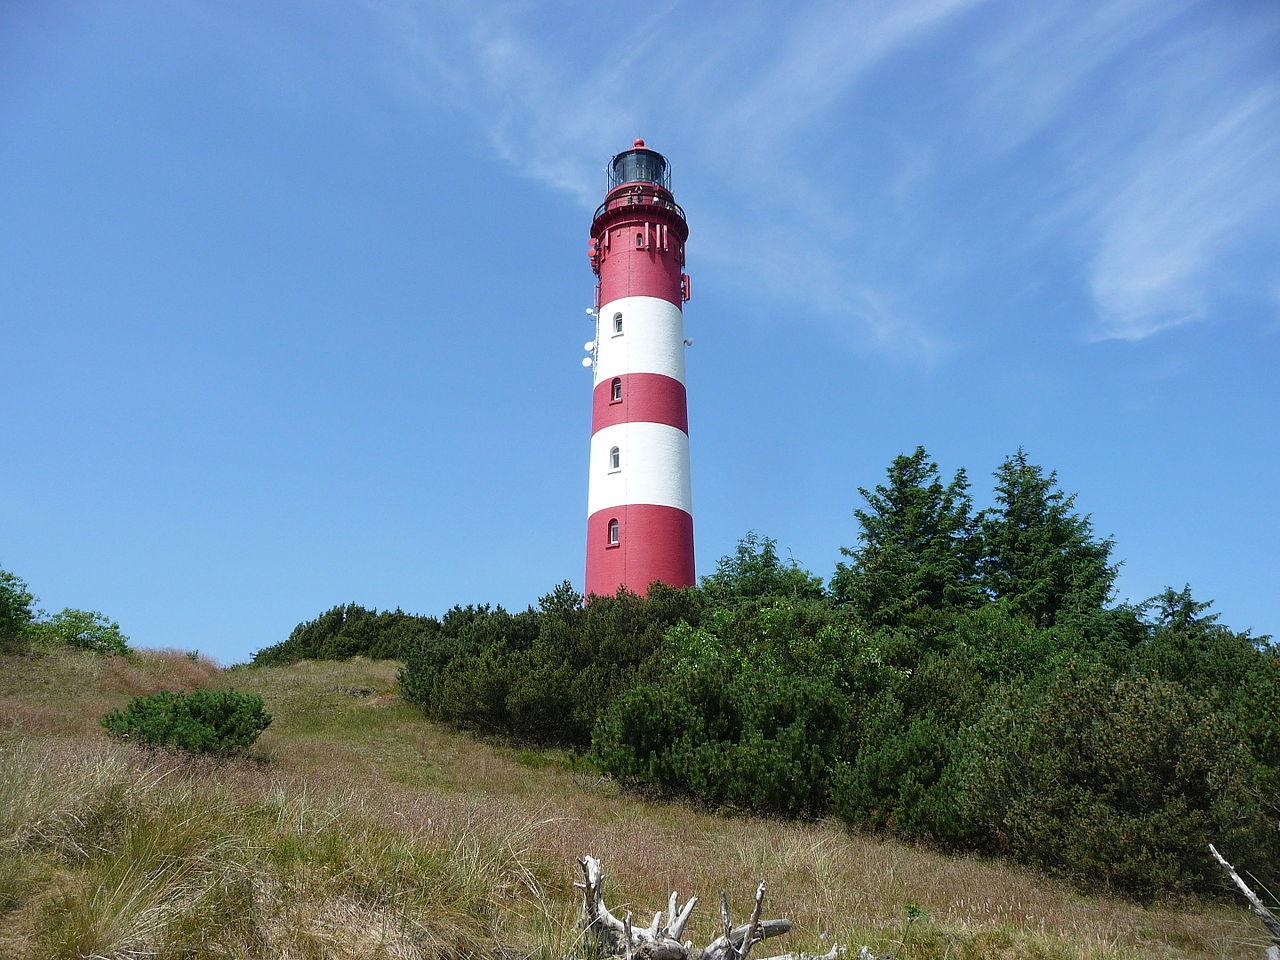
[538,580,583,614]
[0,567,37,654]
[35,608,130,654]
[700,532,825,604]
[832,447,980,626]
[979,449,1116,626]
[1145,584,1217,631]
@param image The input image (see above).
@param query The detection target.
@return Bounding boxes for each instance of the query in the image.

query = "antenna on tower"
[581,357,593,368]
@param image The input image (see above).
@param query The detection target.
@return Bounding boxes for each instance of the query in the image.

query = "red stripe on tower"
[584,140,694,597]
[586,505,695,597]
[591,373,688,434]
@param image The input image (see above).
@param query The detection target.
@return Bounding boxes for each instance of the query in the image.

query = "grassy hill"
[0,650,1265,959]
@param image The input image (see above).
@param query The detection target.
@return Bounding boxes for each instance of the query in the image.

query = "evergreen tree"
[832,447,980,626]
[979,449,1115,626]
[700,532,825,604]
[1145,584,1218,632]
[538,580,584,614]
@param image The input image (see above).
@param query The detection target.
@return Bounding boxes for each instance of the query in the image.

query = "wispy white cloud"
[371,0,1280,353]
[372,0,977,359]
[963,0,1189,154]
[376,1,679,204]
[1086,85,1280,341]
[712,0,989,149]
[695,213,947,362]
[952,0,1280,341]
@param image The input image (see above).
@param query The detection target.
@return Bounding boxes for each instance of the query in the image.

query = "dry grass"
[0,649,1263,959]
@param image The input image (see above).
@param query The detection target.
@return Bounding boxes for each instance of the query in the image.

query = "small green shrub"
[34,608,130,654]
[0,567,37,655]
[102,689,271,755]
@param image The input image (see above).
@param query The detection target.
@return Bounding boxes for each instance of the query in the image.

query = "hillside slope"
[0,651,1264,959]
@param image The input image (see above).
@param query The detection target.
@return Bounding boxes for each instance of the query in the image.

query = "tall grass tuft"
[0,742,548,959]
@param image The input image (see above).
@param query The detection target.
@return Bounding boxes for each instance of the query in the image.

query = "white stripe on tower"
[588,422,693,516]
[593,296,686,386]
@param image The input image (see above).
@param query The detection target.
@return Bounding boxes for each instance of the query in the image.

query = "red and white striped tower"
[584,139,694,597]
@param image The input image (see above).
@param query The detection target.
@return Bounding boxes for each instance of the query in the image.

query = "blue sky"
[3,0,1278,663]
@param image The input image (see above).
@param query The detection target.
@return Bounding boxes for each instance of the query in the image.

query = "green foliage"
[251,454,1280,901]
[592,619,853,815]
[33,609,130,654]
[252,602,434,664]
[958,663,1276,899]
[0,567,37,655]
[102,689,272,755]
[1,566,132,656]
[831,650,986,844]
[832,447,980,626]
[979,449,1116,626]
[700,531,826,604]
[397,583,702,747]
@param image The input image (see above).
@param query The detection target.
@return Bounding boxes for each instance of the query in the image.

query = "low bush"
[592,597,1280,901]
[102,689,272,755]
[252,603,435,664]
[33,608,130,654]
[958,663,1278,899]
[0,568,37,655]
[1,566,132,656]
[255,446,1280,902]
[397,584,703,747]
[592,623,852,816]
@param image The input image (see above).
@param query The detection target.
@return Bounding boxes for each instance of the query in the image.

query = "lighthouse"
[584,140,694,597]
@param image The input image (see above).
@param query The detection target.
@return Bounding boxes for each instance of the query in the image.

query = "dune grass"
[0,649,1267,959]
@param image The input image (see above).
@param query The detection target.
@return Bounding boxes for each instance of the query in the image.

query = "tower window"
[609,446,620,470]
[612,312,623,335]
[610,378,622,402]
[607,518,620,545]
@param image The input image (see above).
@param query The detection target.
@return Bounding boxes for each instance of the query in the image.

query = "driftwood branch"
[1209,844,1280,960]
[576,856,867,960]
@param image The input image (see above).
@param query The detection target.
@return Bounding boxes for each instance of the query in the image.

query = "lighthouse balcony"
[592,190,686,230]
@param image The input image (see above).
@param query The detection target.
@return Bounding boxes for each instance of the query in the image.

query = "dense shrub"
[0,568,36,655]
[397,584,702,746]
[593,620,853,815]
[33,608,130,654]
[1,566,132,656]
[958,663,1277,899]
[830,651,985,843]
[255,452,1280,901]
[252,603,435,664]
[591,594,1278,900]
[102,689,272,754]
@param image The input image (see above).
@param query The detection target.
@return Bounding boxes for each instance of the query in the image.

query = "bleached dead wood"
[1209,844,1280,960]
[575,856,870,960]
